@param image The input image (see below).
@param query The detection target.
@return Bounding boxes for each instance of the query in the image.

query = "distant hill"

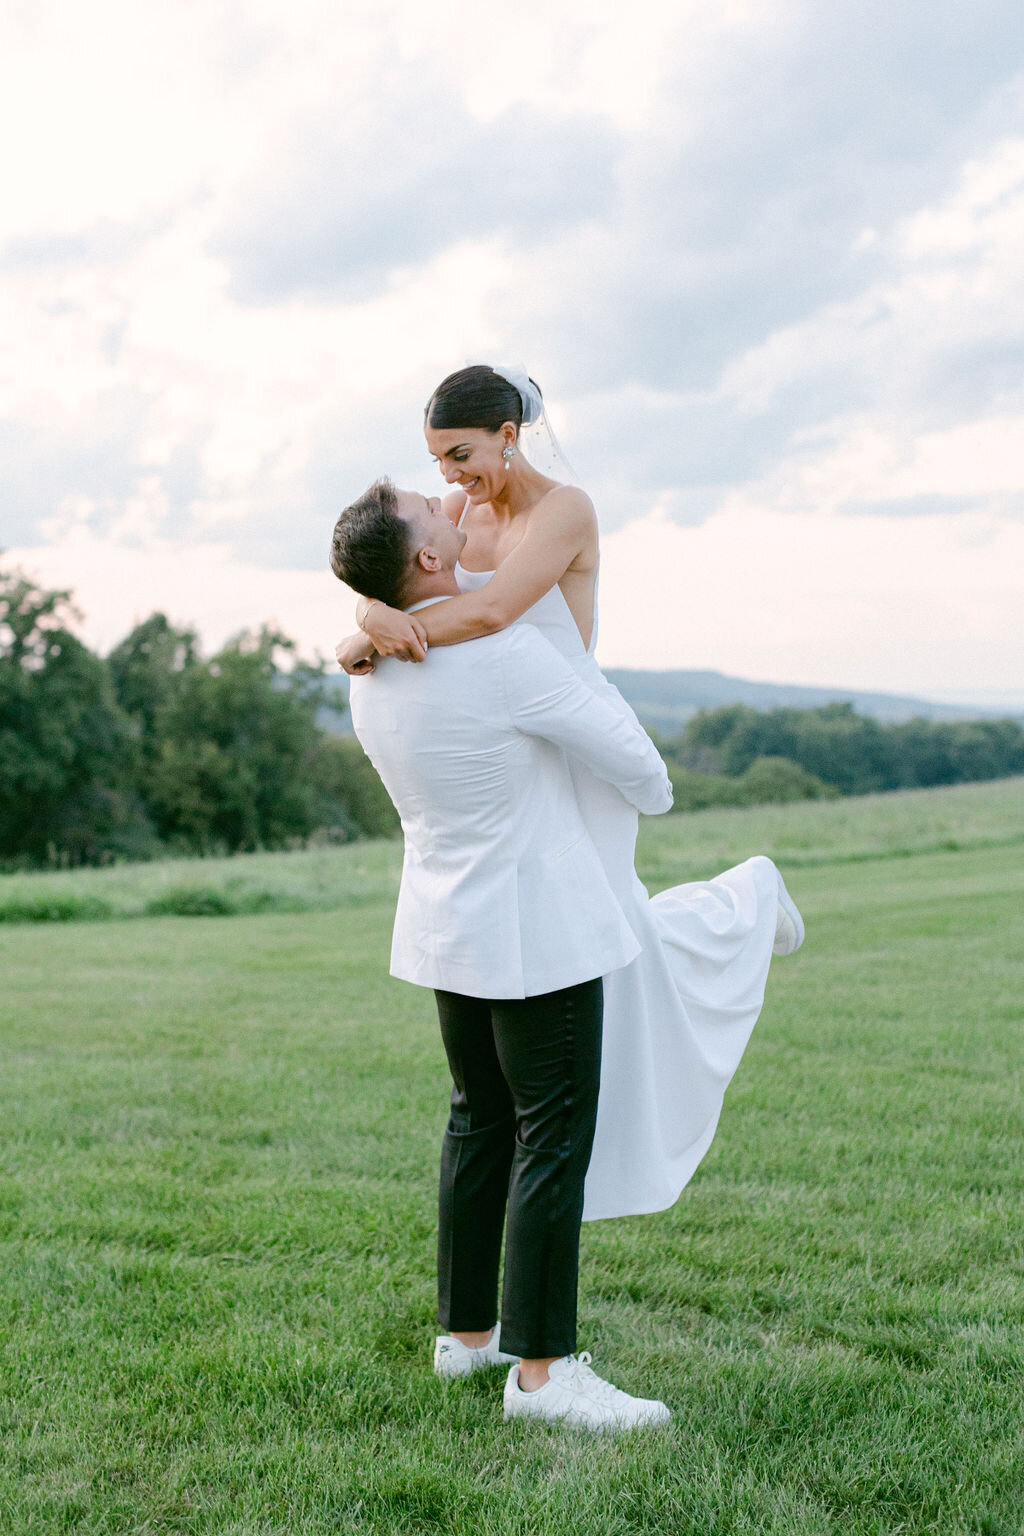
[318,667,1019,738]
[600,669,1019,735]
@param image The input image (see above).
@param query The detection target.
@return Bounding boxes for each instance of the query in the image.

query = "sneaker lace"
[565,1352,623,1404]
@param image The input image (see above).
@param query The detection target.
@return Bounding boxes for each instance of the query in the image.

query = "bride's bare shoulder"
[536,482,598,537]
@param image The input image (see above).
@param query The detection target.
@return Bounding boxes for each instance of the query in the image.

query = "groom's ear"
[416,544,443,573]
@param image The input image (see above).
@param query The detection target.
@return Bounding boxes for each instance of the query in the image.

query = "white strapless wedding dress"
[456,559,788,1222]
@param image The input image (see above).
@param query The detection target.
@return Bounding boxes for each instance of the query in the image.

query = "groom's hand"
[336,632,378,675]
[363,605,429,663]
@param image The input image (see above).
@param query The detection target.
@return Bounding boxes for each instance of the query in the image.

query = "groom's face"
[396,489,466,574]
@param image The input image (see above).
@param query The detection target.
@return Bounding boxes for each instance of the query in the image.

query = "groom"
[329,479,674,1431]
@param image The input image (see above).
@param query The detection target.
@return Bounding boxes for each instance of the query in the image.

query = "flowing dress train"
[455,561,786,1222]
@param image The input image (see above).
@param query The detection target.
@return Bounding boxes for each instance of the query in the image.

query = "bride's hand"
[363,602,429,663]
[335,631,377,676]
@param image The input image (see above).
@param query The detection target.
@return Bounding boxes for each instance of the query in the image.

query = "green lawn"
[3,775,1023,923]
[1,782,1022,1533]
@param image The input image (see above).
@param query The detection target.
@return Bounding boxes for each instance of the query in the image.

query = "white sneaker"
[773,871,805,956]
[502,1353,671,1431]
[434,1323,519,1378]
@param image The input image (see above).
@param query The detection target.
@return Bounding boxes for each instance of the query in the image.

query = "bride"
[335,363,803,1221]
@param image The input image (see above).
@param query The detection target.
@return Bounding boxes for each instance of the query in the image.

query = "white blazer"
[350,603,673,999]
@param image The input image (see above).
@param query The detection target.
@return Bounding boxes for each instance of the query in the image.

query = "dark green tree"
[737,755,838,804]
[108,613,198,757]
[786,704,895,795]
[309,734,400,841]
[147,628,328,853]
[889,717,1024,788]
[676,700,1024,798]
[0,566,150,865]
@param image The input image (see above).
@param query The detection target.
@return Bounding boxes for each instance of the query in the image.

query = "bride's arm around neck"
[350,485,599,663]
[410,484,599,649]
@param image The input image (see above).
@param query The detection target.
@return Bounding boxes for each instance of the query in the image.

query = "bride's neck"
[492,462,556,515]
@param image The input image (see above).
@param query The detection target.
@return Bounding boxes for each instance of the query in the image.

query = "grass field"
[1,781,1023,1534]
[3,776,1024,923]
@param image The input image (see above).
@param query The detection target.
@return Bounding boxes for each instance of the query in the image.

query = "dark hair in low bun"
[425,365,525,434]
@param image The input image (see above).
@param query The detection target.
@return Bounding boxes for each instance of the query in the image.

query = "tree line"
[0,566,398,868]
[660,701,1024,809]
[5,564,1022,869]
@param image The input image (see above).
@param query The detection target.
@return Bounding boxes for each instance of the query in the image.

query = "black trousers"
[434,978,603,1360]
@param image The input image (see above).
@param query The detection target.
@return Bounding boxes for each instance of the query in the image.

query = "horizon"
[317,652,1024,718]
[8,548,1021,714]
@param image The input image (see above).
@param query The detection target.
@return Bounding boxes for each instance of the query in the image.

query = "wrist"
[359,599,381,633]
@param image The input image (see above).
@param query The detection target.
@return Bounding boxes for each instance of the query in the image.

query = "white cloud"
[705,133,1024,539]
[3,0,1024,698]
[898,137,1024,260]
[596,504,1024,696]
[722,135,1024,421]
[797,415,1024,510]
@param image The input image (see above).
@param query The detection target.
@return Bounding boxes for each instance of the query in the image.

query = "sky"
[3,0,1023,704]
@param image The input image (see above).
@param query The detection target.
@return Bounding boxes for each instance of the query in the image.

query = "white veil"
[478,361,579,487]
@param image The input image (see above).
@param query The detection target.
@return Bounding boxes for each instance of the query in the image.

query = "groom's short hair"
[330,478,416,607]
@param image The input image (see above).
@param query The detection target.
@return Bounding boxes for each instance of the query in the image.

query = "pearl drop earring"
[502,445,515,464]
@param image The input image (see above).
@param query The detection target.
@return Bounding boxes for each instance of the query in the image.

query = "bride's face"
[425,423,515,502]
